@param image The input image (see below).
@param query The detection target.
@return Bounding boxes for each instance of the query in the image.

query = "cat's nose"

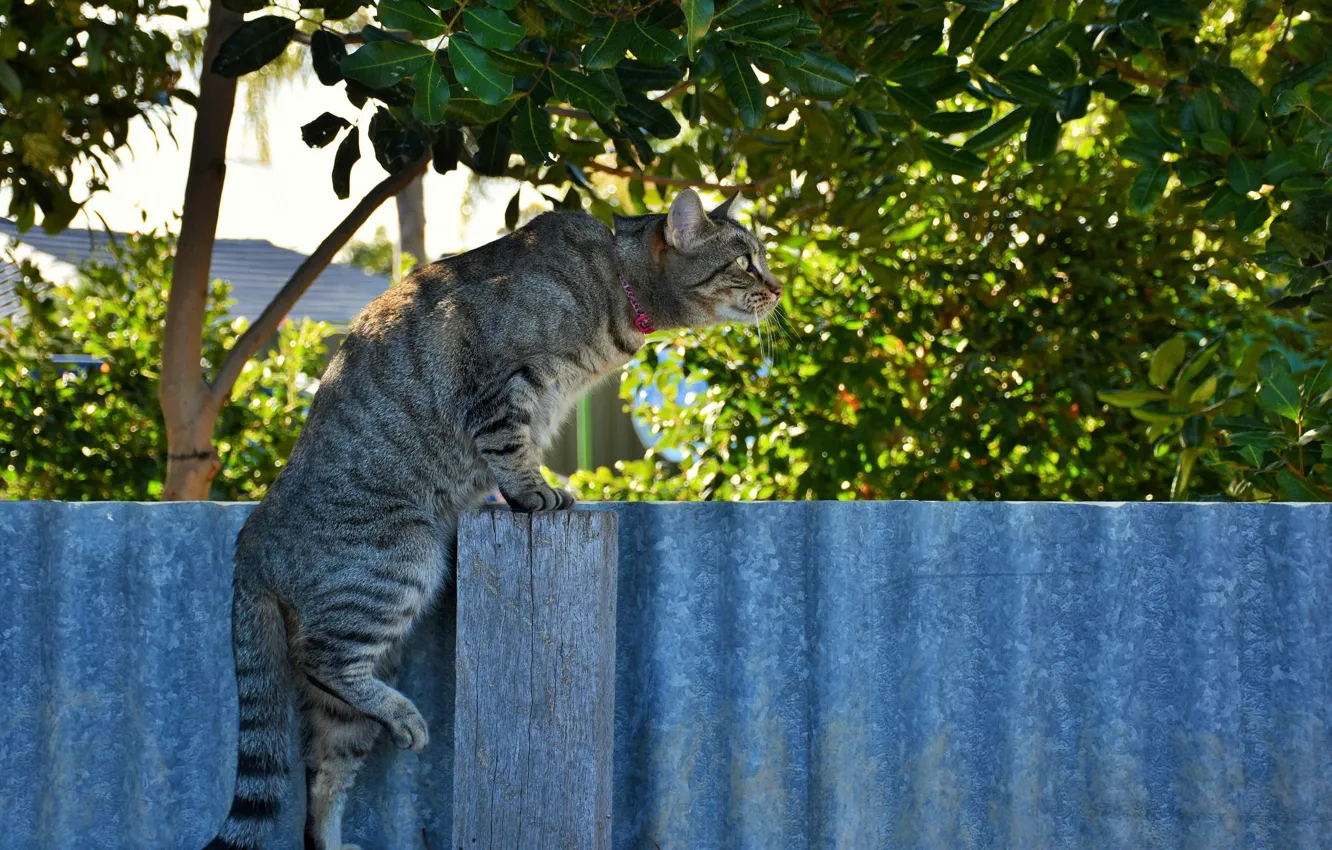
[765,279,782,297]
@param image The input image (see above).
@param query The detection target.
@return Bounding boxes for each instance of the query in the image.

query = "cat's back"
[343,211,609,339]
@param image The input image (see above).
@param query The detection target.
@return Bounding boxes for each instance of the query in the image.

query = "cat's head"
[653,189,781,327]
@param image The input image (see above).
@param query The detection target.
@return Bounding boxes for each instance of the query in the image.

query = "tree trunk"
[160,1,241,501]
[395,173,426,279]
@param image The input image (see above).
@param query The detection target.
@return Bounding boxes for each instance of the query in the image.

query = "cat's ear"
[665,189,708,250]
[710,192,745,222]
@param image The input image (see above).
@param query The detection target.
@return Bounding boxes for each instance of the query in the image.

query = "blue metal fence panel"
[2,502,1330,849]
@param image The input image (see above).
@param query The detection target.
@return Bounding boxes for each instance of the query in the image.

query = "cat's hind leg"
[298,642,408,850]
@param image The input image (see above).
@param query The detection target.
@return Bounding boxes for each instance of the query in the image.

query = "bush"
[0,230,335,500]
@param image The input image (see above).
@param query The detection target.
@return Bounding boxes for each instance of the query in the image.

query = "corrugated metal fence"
[1,501,1330,849]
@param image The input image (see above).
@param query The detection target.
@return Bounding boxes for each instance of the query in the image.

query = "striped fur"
[204,190,778,849]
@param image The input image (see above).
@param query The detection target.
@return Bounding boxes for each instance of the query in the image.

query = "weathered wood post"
[454,508,618,850]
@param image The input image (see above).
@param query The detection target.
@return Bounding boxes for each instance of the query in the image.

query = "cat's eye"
[735,255,750,271]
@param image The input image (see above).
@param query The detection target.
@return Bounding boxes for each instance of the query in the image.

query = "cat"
[202,188,781,850]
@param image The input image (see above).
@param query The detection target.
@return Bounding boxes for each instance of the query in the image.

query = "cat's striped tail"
[204,578,292,850]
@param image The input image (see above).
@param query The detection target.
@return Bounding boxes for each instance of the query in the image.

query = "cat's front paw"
[504,484,576,513]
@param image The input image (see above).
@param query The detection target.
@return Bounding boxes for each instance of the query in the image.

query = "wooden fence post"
[454,508,618,850]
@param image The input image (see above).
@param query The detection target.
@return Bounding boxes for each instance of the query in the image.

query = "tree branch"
[583,161,779,192]
[208,153,432,403]
[546,105,593,120]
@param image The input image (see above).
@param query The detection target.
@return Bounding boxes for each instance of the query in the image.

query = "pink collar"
[612,239,654,334]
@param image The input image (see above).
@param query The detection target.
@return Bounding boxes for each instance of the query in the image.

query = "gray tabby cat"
[203,188,780,850]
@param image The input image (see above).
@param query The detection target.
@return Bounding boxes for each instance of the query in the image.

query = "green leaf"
[301,112,351,148]
[617,91,681,139]
[1276,469,1323,501]
[922,139,987,180]
[1305,362,1332,407]
[311,30,347,86]
[450,35,514,104]
[1148,337,1187,388]
[948,9,989,57]
[720,53,764,129]
[0,59,22,98]
[1121,99,1182,152]
[412,58,450,124]
[1258,356,1302,421]
[998,70,1064,108]
[1119,138,1168,165]
[212,16,297,78]
[332,127,360,199]
[1174,158,1221,187]
[964,106,1035,152]
[1025,107,1059,163]
[473,121,512,175]
[973,0,1039,65]
[1234,196,1269,235]
[1226,155,1261,195]
[541,0,593,24]
[683,0,714,56]
[432,124,462,173]
[723,7,804,42]
[1199,129,1232,156]
[1281,175,1326,200]
[1202,185,1241,222]
[512,98,556,165]
[1036,49,1077,85]
[918,107,993,135]
[1097,389,1168,408]
[463,8,526,51]
[340,40,432,89]
[1188,374,1219,405]
[1128,160,1171,214]
[505,188,521,230]
[630,22,683,63]
[617,60,685,92]
[323,0,369,20]
[378,0,446,38]
[729,37,805,67]
[888,56,958,86]
[777,50,855,98]
[1120,19,1161,50]
[1234,101,1266,146]
[1190,89,1222,133]
[999,20,1071,74]
[1261,151,1309,185]
[550,68,621,120]
[582,20,631,70]
[444,87,516,123]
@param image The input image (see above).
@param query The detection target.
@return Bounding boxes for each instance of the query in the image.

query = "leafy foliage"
[0,0,188,233]
[572,140,1274,501]
[0,232,335,500]
[6,0,1330,503]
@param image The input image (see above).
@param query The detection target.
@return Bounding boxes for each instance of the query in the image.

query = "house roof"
[0,218,392,326]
